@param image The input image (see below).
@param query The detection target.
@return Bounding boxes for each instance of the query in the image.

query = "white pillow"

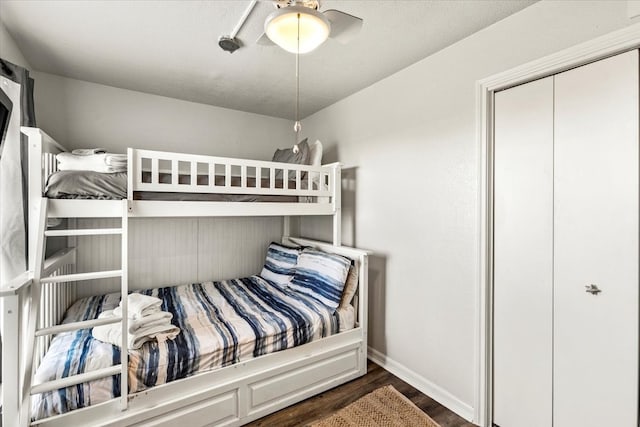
[308,140,323,166]
[308,140,323,191]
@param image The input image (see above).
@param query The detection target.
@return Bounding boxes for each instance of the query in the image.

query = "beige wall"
[299,0,637,420]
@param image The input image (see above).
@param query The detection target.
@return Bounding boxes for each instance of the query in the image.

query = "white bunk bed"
[1,127,369,427]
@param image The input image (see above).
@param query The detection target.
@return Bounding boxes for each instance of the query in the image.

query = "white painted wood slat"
[120,199,129,410]
[190,161,197,187]
[41,269,122,284]
[171,159,179,185]
[45,228,122,237]
[35,316,122,337]
[128,200,335,217]
[48,200,123,218]
[208,162,214,189]
[241,165,247,188]
[151,158,159,185]
[31,366,122,395]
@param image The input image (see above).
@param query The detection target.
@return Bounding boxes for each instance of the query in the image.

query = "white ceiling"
[1,0,536,120]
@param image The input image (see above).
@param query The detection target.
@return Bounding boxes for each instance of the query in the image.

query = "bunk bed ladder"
[20,198,129,426]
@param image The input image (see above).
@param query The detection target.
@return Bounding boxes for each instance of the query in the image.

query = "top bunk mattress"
[32,275,349,420]
[44,170,301,202]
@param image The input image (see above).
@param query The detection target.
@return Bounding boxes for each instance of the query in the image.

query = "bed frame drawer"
[248,347,361,415]
[134,388,239,427]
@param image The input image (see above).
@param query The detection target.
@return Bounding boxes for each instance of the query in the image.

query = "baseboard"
[367,346,475,422]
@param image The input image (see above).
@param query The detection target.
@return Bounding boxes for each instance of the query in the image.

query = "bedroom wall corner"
[0,19,31,70]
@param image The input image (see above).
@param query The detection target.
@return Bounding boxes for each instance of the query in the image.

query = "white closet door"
[554,50,639,427]
[493,76,554,427]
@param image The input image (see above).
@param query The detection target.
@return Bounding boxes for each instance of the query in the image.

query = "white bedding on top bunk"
[31,276,354,420]
[57,152,127,173]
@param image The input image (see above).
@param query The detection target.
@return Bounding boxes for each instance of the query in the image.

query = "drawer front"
[249,347,360,413]
[135,388,239,427]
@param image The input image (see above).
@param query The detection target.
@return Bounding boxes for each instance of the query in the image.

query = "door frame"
[475,23,640,427]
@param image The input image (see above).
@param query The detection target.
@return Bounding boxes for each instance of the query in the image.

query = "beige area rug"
[310,385,441,427]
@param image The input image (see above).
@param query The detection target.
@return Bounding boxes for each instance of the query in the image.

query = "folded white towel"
[128,311,173,332]
[116,293,163,319]
[92,310,180,349]
[105,154,127,166]
[111,309,172,329]
[113,305,162,319]
[57,152,127,173]
[71,148,107,156]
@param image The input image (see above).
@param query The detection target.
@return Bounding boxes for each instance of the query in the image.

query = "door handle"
[585,284,602,295]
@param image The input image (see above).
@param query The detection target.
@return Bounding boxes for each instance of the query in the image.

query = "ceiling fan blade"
[256,32,275,46]
[324,9,363,44]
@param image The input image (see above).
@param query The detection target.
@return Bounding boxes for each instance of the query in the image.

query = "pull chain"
[293,12,301,152]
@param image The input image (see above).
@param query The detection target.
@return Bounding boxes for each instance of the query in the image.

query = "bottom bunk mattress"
[32,275,351,420]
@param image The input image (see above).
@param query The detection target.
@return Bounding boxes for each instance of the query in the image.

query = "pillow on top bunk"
[308,140,323,166]
[307,140,323,190]
[272,138,309,180]
[288,248,351,310]
[260,242,302,286]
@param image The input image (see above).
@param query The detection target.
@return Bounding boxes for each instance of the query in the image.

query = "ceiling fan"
[218,0,363,54]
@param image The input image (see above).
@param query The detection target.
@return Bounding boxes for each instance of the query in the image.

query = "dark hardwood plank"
[246,360,477,427]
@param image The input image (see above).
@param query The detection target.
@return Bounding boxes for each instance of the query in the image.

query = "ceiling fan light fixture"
[265,6,330,54]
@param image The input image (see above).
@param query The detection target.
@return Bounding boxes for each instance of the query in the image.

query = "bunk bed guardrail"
[129,148,336,198]
[21,127,342,219]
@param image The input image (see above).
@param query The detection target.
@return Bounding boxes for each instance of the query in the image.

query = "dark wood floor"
[246,360,477,427]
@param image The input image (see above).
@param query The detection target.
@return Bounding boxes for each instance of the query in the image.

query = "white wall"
[0,19,31,69]
[31,72,293,159]
[299,0,637,420]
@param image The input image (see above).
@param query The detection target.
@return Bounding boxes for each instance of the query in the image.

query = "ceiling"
[1,0,536,120]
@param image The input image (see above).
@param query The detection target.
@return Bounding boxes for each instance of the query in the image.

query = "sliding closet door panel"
[493,76,554,427]
[554,50,639,427]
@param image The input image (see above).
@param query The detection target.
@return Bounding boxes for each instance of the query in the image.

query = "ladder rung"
[31,365,122,395]
[41,270,122,284]
[35,316,122,337]
[45,228,122,237]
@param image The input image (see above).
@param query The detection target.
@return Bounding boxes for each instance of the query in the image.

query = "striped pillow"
[289,249,351,310]
[260,242,301,286]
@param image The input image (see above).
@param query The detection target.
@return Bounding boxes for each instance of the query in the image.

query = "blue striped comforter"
[31,276,339,420]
